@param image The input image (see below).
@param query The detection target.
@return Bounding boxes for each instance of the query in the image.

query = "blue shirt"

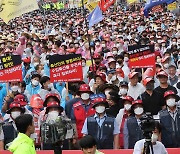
[81,113,120,135]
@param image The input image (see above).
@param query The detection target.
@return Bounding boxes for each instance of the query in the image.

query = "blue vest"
[159,108,180,148]
[126,116,143,149]
[2,120,17,147]
[87,116,114,149]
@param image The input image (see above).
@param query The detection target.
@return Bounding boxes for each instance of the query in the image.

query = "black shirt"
[154,85,177,96]
[138,90,164,115]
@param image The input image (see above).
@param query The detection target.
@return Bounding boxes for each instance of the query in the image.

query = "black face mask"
[117,60,123,64]
[146,83,154,90]
[95,61,100,65]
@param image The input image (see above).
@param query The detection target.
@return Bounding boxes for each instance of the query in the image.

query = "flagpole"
[81,0,96,80]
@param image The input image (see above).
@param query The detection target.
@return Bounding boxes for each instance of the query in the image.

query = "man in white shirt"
[133,121,167,154]
[127,72,145,99]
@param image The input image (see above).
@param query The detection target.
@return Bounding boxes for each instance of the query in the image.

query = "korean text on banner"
[0,0,39,24]
[99,0,115,12]
[128,45,155,69]
[49,54,83,82]
[0,55,22,82]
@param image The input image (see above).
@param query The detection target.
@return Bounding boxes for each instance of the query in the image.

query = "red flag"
[99,0,115,12]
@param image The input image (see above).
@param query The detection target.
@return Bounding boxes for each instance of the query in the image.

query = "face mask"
[48,83,53,89]
[96,42,100,46]
[47,111,59,121]
[146,83,154,90]
[11,86,19,92]
[81,93,90,100]
[11,111,21,119]
[119,88,128,95]
[124,104,132,111]
[162,43,166,47]
[166,98,176,107]
[111,75,117,81]
[134,107,144,115]
[33,62,39,67]
[156,58,161,63]
[151,133,158,143]
[155,47,159,51]
[105,90,110,96]
[41,69,45,76]
[172,42,177,45]
[95,106,105,114]
[82,62,86,67]
[112,50,118,55]
[124,57,129,62]
[32,79,39,86]
[101,44,106,47]
[164,63,169,69]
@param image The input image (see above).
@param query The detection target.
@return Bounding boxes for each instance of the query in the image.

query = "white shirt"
[133,139,168,154]
[128,82,145,100]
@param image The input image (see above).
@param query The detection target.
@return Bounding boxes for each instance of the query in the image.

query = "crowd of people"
[0,3,179,154]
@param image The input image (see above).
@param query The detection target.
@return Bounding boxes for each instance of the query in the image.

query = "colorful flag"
[86,1,99,12]
[144,0,176,17]
[0,0,39,24]
[127,0,138,5]
[167,2,177,11]
[99,0,115,12]
[87,6,104,28]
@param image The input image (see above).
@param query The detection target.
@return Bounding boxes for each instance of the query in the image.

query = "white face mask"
[151,133,158,143]
[82,62,86,67]
[11,111,21,119]
[48,83,53,89]
[119,88,128,95]
[32,79,39,86]
[11,86,19,92]
[166,98,176,107]
[111,75,117,81]
[33,62,39,67]
[124,104,132,111]
[124,57,129,62]
[101,44,106,47]
[156,58,161,63]
[47,111,59,122]
[95,106,105,114]
[112,50,118,55]
[41,69,45,76]
[105,90,110,96]
[163,63,169,69]
[81,93,90,100]
[134,107,144,115]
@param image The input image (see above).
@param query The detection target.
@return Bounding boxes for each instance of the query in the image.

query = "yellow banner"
[79,0,88,7]
[0,0,39,24]
[167,2,177,11]
[86,1,99,12]
[127,0,138,4]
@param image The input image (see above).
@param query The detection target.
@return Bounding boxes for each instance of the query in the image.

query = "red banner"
[0,55,22,82]
[62,149,180,154]
[49,54,83,82]
[99,0,115,12]
[128,45,155,69]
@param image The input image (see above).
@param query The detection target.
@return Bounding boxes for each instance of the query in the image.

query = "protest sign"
[49,54,83,82]
[0,55,22,82]
[99,0,115,12]
[128,45,155,69]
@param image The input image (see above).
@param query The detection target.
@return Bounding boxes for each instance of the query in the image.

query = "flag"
[144,0,176,17]
[86,1,99,12]
[0,0,39,24]
[167,2,177,11]
[87,6,103,28]
[127,0,138,5]
[99,0,115,12]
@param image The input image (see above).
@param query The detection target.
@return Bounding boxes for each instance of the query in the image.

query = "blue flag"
[144,0,176,17]
[87,6,104,28]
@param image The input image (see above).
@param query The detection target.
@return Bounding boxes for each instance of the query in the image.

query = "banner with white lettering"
[49,54,83,82]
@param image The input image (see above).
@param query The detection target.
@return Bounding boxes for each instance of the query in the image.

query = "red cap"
[14,94,27,106]
[132,100,143,106]
[128,72,139,79]
[47,101,59,108]
[108,58,116,64]
[79,84,93,93]
[156,71,168,78]
[44,93,61,107]
[7,102,24,114]
[122,96,134,103]
[96,72,107,82]
[30,94,43,109]
[93,53,101,59]
[106,52,114,58]
[164,90,175,98]
[92,97,108,108]
[143,68,155,79]
[143,77,154,86]
[23,57,31,63]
